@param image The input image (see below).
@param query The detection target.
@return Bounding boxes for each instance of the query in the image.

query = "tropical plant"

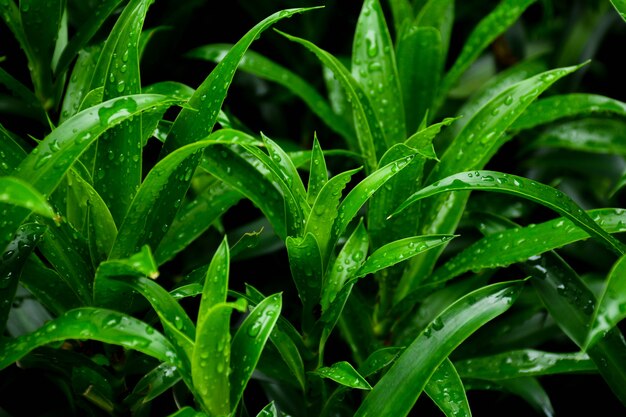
[2,0,626,416]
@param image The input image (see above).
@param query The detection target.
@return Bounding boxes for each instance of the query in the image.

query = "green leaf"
[436,0,537,109]
[352,0,406,146]
[59,45,102,124]
[356,235,455,278]
[279,30,383,172]
[2,94,178,251]
[611,0,626,22]
[186,44,354,143]
[587,255,626,349]
[161,7,318,156]
[90,0,153,225]
[312,361,372,390]
[93,245,158,309]
[354,281,523,417]
[397,26,442,132]
[510,94,626,131]
[257,402,283,417]
[125,363,182,412]
[431,208,626,285]
[110,130,256,259]
[192,301,245,416]
[455,350,595,380]
[358,347,403,377]
[20,256,81,315]
[198,237,230,322]
[0,176,56,219]
[0,67,47,122]
[393,171,625,256]
[0,307,180,370]
[55,0,125,74]
[155,181,242,265]
[286,233,323,331]
[307,134,328,206]
[305,168,360,263]
[388,0,413,35]
[332,154,416,249]
[465,377,554,417]
[424,359,471,417]
[230,293,282,409]
[321,219,369,312]
[0,223,45,334]
[111,276,195,376]
[166,407,207,417]
[531,119,626,155]
[0,124,27,174]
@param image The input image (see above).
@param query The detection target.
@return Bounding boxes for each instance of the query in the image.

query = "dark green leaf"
[0,223,45,334]
[186,44,354,143]
[455,350,595,380]
[0,307,180,370]
[125,363,182,412]
[354,281,523,417]
[307,134,328,206]
[230,293,282,409]
[532,119,626,155]
[393,171,625,256]
[353,0,406,146]
[312,361,372,390]
[424,359,471,417]
[0,176,56,219]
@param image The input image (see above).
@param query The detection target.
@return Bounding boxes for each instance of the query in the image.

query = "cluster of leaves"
[2,0,626,415]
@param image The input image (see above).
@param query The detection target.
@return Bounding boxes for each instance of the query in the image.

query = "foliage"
[1,0,626,415]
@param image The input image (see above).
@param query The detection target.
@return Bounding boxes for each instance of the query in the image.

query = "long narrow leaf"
[354,281,523,417]
[393,171,625,255]
[0,307,180,370]
[424,359,471,417]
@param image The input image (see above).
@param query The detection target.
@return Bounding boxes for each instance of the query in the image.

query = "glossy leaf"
[358,347,403,377]
[279,30,383,172]
[424,359,471,417]
[0,176,56,219]
[54,0,125,74]
[587,255,626,349]
[155,182,242,265]
[92,245,156,310]
[437,0,537,108]
[511,94,626,131]
[465,377,554,417]
[257,402,283,417]
[186,44,354,143]
[166,407,207,417]
[332,154,416,248]
[307,135,328,206]
[312,361,372,390]
[125,363,182,412]
[0,223,45,334]
[321,220,369,312]
[91,0,153,224]
[162,8,317,156]
[230,293,282,409]
[354,281,523,417]
[111,275,195,373]
[0,307,180,370]
[455,350,595,380]
[356,235,455,277]
[192,301,245,416]
[60,46,101,123]
[612,0,626,21]
[198,237,230,322]
[110,130,256,259]
[431,208,626,285]
[20,256,81,315]
[352,0,405,146]
[305,168,360,263]
[286,233,323,331]
[531,119,626,155]
[393,171,625,256]
[397,26,442,132]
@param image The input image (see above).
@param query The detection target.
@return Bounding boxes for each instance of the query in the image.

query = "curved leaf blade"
[230,293,282,409]
[186,44,354,143]
[455,350,595,380]
[352,0,406,146]
[162,7,318,156]
[354,281,523,417]
[0,307,179,370]
[0,177,56,219]
[587,255,626,349]
[312,361,372,390]
[424,359,471,417]
[356,235,455,278]
[393,171,625,255]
